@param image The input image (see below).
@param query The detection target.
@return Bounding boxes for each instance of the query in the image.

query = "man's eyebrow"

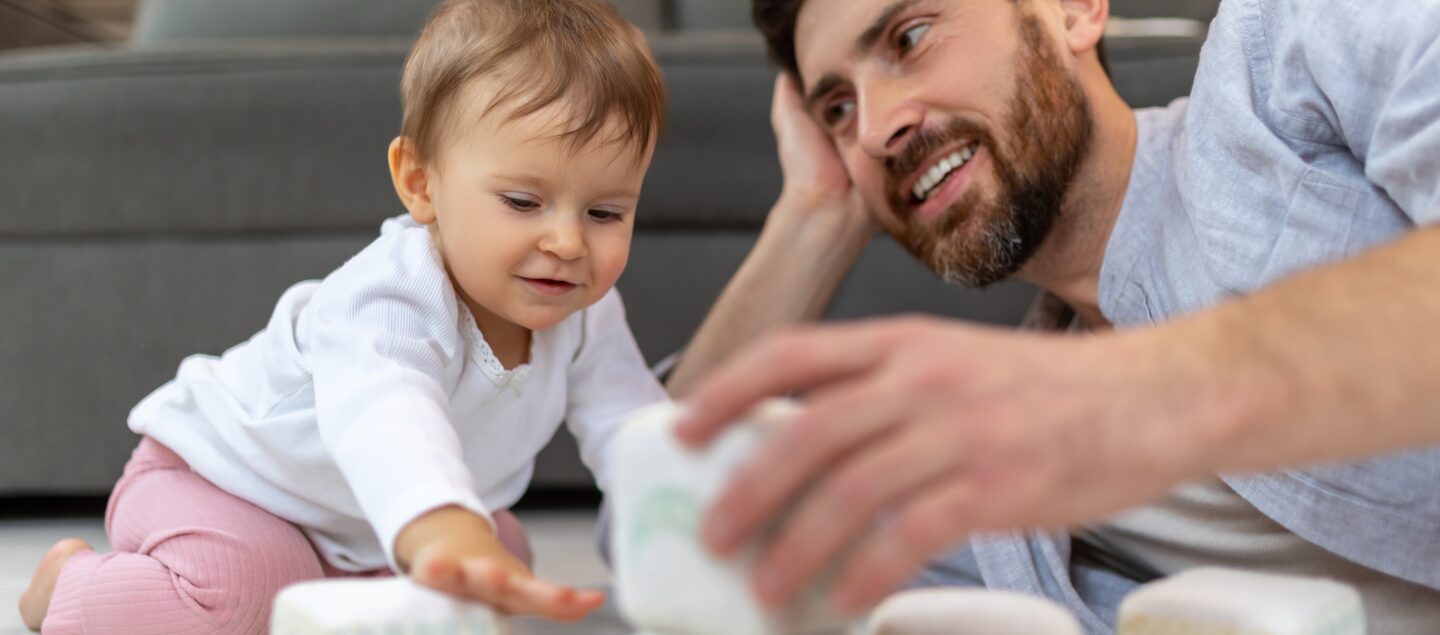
[805,74,845,112]
[804,0,923,112]
[855,0,922,56]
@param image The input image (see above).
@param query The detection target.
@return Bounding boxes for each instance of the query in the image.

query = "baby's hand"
[409,543,605,621]
[398,507,605,622]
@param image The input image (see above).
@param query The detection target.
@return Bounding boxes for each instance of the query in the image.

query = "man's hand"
[675,317,1245,614]
[769,74,867,224]
[396,507,605,622]
[664,74,876,397]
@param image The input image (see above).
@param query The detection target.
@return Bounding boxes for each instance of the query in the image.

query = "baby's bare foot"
[18,538,92,631]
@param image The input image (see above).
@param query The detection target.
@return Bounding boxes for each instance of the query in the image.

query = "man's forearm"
[667,201,873,397]
[1165,225,1440,472]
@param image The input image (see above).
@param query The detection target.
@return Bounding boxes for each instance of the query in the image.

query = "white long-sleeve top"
[129,215,669,572]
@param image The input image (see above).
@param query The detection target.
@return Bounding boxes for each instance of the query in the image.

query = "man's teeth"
[913,144,978,202]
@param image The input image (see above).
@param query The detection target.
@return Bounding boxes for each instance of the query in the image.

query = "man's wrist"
[764,192,874,257]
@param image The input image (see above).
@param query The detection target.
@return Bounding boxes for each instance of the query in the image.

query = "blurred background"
[0,0,1218,509]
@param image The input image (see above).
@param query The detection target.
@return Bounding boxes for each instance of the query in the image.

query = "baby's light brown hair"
[399,0,666,164]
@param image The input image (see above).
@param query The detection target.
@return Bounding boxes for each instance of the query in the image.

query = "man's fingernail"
[672,405,698,435]
[702,517,731,550]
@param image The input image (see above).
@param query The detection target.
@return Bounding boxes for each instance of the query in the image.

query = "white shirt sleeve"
[564,289,671,494]
[307,227,492,571]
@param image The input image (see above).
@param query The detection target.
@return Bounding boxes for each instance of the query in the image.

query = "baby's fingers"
[411,554,467,597]
[457,559,514,607]
[510,576,606,622]
[457,560,603,621]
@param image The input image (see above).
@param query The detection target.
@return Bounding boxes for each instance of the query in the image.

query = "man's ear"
[1058,0,1108,56]
[388,137,437,225]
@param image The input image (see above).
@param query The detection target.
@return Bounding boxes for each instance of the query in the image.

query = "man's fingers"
[702,371,903,554]
[771,73,804,131]
[829,477,981,614]
[749,421,963,606]
[677,323,897,446]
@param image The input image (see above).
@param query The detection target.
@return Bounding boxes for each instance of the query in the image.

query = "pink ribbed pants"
[43,438,531,634]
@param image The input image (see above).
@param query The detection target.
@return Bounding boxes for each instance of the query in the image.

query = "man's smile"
[903,141,984,221]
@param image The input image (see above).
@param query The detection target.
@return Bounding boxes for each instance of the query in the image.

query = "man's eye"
[823,99,856,126]
[501,195,540,211]
[896,23,930,55]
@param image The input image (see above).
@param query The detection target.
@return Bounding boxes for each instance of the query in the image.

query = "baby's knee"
[152,531,325,633]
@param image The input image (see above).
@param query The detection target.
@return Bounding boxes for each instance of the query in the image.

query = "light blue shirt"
[921,1,1440,632]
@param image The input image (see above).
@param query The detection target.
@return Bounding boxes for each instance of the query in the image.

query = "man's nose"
[857,78,922,160]
[539,214,587,261]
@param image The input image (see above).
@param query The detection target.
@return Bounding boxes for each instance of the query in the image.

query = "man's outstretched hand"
[675,317,1244,614]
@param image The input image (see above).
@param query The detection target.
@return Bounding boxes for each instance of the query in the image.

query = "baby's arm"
[564,290,671,494]
[394,506,604,622]
[305,228,603,621]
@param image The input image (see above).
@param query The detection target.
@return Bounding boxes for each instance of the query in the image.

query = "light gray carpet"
[0,511,631,634]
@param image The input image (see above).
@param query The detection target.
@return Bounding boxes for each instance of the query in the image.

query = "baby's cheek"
[593,245,631,289]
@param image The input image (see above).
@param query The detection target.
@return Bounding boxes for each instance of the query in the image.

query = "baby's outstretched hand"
[410,547,605,621]
[398,507,605,622]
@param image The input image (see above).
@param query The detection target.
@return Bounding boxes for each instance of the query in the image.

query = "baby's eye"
[896,23,930,56]
[588,209,622,222]
[500,194,540,211]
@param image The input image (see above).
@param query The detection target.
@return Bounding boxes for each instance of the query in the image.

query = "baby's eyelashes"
[500,194,542,211]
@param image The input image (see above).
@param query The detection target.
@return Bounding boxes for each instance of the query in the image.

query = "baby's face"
[420,87,653,332]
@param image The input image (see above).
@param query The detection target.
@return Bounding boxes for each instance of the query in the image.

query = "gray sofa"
[0,0,1214,498]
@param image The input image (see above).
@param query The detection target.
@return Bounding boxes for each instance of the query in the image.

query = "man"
[666,0,1440,632]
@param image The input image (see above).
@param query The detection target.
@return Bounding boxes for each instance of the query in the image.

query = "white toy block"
[866,588,1084,635]
[271,577,507,635]
[609,400,852,635]
[1118,568,1365,635]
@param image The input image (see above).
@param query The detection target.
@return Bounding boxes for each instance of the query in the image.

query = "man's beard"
[883,13,1094,288]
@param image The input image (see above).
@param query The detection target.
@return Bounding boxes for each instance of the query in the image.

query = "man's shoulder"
[1196,0,1440,145]
[1236,0,1440,66]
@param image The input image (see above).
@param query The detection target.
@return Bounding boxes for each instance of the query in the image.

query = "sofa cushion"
[0,36,783,236]
[130,0,666,45]
[131,0,440,45]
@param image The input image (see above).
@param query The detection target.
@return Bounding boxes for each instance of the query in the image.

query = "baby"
[18,0,668,632]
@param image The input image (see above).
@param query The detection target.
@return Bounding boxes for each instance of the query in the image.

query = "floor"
[0,511,630,634]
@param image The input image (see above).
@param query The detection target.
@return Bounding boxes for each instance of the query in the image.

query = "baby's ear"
[389,137,437,224]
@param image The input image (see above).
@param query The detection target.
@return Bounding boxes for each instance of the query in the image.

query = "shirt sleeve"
[564,289,671,494]
[308,229,492,571]
[1277,0,1440,225]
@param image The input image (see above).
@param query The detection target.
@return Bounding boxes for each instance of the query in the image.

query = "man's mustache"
[885,119,994,202]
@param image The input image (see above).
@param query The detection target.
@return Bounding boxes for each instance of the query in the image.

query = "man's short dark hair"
[752,0,806,79]
[751,0,1110,82]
